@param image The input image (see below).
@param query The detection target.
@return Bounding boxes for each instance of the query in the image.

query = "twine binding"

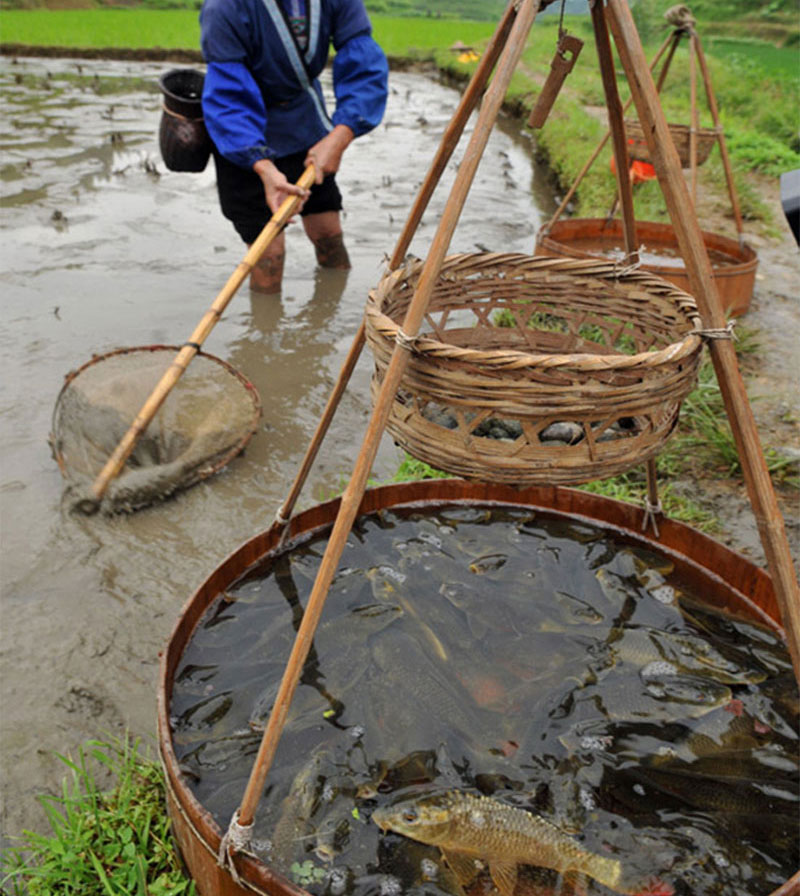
[641,497,664,537]
[692,319,737,341]
[613,253,642,278]
[217,810,252,884]
[395,329,418,352]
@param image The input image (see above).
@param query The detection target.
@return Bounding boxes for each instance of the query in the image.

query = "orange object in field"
[610,152,657,183]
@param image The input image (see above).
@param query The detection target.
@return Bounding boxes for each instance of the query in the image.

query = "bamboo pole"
[86,165,316,508]
[593,0,662,535]
[230,0,543,841]
[591,0,638,263]
[693,33,746,242]
[541,29,675,234]
[606,0,800,681]
[689,31,699,205]
[274,0,520,526]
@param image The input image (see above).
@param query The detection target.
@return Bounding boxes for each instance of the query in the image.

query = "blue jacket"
[200,0,388,168]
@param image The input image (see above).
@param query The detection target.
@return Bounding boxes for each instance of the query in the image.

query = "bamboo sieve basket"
[364,253,704,485]
[624,117,717,168]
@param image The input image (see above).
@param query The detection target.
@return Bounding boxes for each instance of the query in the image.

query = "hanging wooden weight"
[527,33,584,128]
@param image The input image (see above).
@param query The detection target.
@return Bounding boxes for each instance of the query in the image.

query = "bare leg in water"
[249,210,350,293]
[303,211,351,270]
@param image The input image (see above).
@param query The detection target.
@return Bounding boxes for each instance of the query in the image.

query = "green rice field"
[0,10,498,55]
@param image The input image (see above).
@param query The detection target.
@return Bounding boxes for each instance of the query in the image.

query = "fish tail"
[578,853,624,891]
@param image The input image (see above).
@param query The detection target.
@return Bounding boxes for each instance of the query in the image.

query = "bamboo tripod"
[218,0,800,875]
[540,5,746,241]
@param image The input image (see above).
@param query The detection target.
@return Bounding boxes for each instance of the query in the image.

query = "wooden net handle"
[87,164,316,507]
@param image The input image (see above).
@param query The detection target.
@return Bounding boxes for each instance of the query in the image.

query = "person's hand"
[305,125,354,185]
[252,158,310,215]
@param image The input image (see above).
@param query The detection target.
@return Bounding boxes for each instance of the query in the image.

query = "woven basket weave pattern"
[365,253,702,485]
[624,118,716,167]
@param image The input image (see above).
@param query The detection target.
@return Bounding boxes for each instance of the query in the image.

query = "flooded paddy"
[0,55,556,840]
[170,505,799,896]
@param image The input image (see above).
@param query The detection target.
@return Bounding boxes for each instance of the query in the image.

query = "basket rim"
[624,117,718,140]
[366,252,703,373]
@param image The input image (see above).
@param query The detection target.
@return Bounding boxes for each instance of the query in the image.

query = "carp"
[372,790,669,896]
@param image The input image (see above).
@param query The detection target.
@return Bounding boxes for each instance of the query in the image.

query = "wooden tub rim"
[536,217,758,274]
[157,479,794,896]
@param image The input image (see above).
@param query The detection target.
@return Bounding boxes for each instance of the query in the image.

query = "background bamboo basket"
[624,117,717,167]
[365,253,703,485]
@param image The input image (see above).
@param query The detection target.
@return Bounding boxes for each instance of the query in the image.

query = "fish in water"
[372,790,672,896]
[607,626,766,686]
[271,747,331,869]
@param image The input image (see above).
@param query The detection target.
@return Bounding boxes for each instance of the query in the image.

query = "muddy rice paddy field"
[0,54,797,851]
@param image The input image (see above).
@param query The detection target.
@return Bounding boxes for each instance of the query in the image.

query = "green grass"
[2,736,196,896]
[371,15,495,58]
[0,9,201,49]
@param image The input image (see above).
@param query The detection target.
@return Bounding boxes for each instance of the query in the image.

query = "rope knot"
[641,497,664,537]
[395,329,418,352]
[612,252,642,279]
[217,810,253,884]
[664,4,696,30]
[691,318,737,341]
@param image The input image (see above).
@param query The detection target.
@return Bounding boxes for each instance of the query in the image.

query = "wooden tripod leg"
[606,0,800,681]
[690,32,699,205]
[694,34,745,242]
[275,0,521,527]
[229,0,544,839]
[591,0,638,262]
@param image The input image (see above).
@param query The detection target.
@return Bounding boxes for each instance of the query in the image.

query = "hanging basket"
[624,118,717,168]
[365,253,703,485]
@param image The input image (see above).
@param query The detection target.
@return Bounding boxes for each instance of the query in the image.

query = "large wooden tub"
[157,480,797,896]
[535,218,758,317]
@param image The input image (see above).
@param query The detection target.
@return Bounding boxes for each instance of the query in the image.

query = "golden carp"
[372,790,635,896]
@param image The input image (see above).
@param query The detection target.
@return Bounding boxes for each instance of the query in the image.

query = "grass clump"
[2,736,195,896]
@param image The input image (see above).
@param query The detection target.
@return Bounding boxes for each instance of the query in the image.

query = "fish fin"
[441,849,479,890]
[489,859,517,896]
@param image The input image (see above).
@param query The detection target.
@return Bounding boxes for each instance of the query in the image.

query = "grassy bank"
[1,737,196,896]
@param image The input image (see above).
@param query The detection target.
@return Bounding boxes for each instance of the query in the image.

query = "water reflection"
[228,268,350,471]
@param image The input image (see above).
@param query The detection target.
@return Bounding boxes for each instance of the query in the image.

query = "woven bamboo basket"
[624,117,717,167]
[365,253,703,485]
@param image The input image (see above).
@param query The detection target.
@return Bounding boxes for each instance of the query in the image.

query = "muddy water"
[0,56,556,840]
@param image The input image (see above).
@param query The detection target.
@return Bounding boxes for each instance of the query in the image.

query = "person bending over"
[200,0,389,293]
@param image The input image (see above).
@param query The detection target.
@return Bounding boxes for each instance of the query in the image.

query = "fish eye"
[402,808,418,823]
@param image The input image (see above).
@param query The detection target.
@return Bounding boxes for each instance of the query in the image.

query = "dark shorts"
[213,149,343,245]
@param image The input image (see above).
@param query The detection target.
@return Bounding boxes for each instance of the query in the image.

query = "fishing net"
[51,346,261,513]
